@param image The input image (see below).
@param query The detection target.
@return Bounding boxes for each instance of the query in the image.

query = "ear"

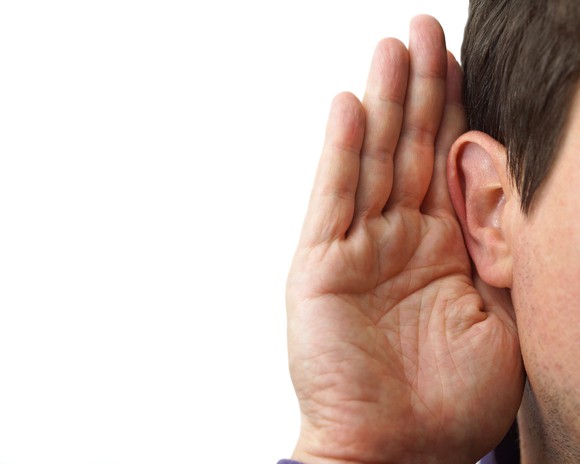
[447,131,517,288]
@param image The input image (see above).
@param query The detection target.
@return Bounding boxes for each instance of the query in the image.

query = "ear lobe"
[447,131,514,288]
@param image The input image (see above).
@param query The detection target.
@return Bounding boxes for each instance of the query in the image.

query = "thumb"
[473,272,517,330]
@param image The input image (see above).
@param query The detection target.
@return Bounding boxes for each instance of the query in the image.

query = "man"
[283,0,580,463]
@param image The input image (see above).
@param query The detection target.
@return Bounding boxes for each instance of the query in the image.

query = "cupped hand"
[286,15,524,464]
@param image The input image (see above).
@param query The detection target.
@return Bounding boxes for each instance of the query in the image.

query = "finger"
[422,51,467,216]
[387,15,447,210]
[353,39,409,218]
[300,92,365,246]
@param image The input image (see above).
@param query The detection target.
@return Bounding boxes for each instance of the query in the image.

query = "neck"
[518,380,580,464]
[518,382,545,464]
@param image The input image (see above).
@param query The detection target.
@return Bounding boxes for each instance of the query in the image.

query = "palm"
[287,17,523,464]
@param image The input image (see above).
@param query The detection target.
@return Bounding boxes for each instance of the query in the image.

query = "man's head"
[446,0,580,461]
[462,0,580,214]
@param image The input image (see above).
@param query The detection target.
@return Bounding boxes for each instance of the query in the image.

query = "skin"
[446,89,580,463]
[286,16,524,464]
[511,88,580,463]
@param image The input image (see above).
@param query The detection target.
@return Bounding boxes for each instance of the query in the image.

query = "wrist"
[291,448,365,464]
[291,430,476,464]
[291,428,399,464]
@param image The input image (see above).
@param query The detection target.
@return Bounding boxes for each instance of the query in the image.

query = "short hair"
[462,0,580,213]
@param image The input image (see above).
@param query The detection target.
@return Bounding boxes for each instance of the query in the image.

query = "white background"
[0,2,467,463]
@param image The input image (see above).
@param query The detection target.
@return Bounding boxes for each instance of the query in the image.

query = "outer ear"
[447,131,516,288]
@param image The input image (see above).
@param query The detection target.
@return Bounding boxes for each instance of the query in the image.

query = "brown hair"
[462,0,580,213]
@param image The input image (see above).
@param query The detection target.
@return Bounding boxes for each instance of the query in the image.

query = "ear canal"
[447,132,513,288]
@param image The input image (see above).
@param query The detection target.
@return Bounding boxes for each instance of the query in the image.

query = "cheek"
[511,222,580,389]
[511,226,580,441]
